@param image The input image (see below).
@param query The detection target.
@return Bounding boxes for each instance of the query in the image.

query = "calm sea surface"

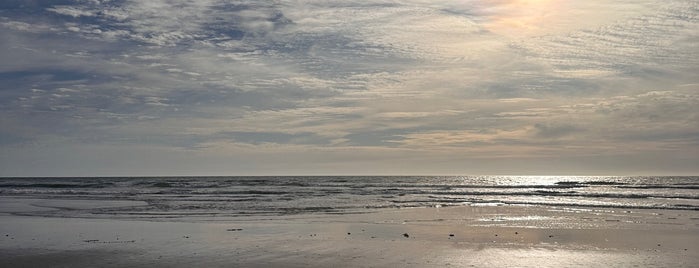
[1,176,697,219]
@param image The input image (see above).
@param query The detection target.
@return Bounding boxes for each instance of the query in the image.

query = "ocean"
[1,176,697,219]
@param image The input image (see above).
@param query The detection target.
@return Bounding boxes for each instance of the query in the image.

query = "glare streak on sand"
[1,201,698,267]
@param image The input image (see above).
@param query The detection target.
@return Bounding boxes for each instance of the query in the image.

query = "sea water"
[0,176,697,219]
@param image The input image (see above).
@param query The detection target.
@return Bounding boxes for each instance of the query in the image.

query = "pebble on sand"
[403,233,410,238]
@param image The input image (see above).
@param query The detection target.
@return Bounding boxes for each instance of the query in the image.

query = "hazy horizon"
[1,0,697,177]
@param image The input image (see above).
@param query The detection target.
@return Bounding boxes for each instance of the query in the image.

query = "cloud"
[0,0,698,175]
[511,1,699,80]
[533,123,580,139]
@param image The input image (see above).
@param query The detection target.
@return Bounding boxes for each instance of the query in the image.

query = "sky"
[0,0,697,176]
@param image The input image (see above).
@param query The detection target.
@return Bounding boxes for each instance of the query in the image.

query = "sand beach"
[2,197,697,267]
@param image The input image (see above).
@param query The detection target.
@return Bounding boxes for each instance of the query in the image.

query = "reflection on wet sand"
[1,204,697,267]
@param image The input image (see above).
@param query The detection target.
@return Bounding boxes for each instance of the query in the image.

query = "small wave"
[151,182,174,188]
[555,181,581,185]
[584,181,627,185]
[314,183,589,189]
[392,199,699,211]
[0,183,112,188]
[425,190,699,200]
[202,190,295,195]
[619,185,699,190]
[555,181,626,186]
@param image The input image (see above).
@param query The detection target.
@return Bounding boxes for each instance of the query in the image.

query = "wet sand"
[1,199,698,267]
